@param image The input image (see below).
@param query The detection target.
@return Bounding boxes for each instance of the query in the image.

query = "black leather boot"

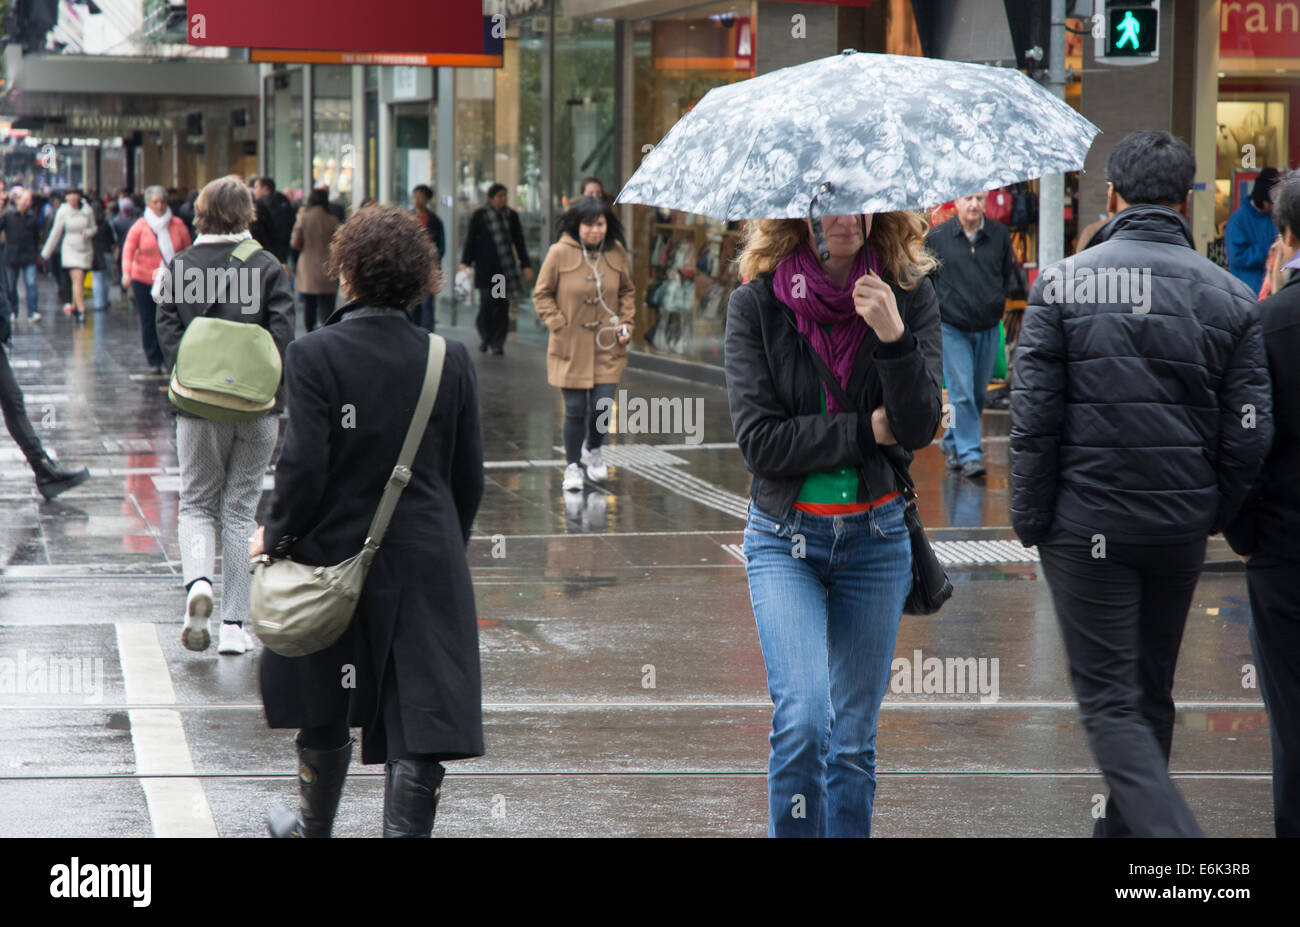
[382,759,445,838]
[267,736,354,838]
[31,455,90,501]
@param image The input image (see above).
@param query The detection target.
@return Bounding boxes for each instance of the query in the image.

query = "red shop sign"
[187,0,484,55]
[1220,0,1300,59]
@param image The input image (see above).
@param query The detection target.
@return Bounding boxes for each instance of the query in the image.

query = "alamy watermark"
[595,389,704,445]
[890,648,1000,702]
[0,650,105,703]
[1040,257,1152,314]
[155,258,262,314]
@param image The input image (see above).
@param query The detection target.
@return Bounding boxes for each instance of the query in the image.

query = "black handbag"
[780,307,953,615]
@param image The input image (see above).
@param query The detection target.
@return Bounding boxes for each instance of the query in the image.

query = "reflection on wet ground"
[0,285,1272,836]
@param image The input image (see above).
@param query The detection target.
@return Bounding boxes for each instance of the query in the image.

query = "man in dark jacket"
[250,177,295,266]
[2,190,43,322]
[1225,170,1300,837]
[459,182,532,355]
[411,184,444,332]
[1011,130,1273,837]
[925,191,1016,478]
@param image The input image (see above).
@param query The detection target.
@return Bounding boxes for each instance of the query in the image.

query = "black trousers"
[475,289,510,350]
[1245,552,1300,837]
[560,384,617,465]
[1038,527,1205,837]
[301,292,335,333]
[0,346,45,465]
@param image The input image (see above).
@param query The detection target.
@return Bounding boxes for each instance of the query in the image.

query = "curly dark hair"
[327,204,434,307]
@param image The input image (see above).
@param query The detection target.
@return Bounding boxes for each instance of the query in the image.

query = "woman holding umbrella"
[725,211,941,837]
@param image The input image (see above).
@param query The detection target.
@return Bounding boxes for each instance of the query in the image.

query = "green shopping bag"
[992,321,1007,381]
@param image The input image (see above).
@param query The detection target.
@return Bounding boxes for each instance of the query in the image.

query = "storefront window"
[312,66,354,207]
[553,12,616,213]
[497,15,546,276]
[629,10,753,367]
[393,102,433,206]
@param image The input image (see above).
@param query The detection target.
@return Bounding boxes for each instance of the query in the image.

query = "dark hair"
[1252,167,1281,209]
[557,196,626,251]
[486,182,507,200]
[412,184,433,199]
[306,187,330,210]
[1273,171,1300,239]
[254,176,276,193]
[195,175,256,235]
[1105,131,1195,207]
[328,204,434,307]
[579,176,605,194]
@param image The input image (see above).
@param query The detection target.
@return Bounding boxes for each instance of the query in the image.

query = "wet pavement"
[0,281,1273,837]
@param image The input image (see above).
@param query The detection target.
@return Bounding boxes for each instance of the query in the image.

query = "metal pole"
[1038,0,1067,268]
[351,65,366,206]
[302,64,314,198]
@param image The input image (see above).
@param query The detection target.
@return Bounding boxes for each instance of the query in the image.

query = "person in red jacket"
[121,185,191,373]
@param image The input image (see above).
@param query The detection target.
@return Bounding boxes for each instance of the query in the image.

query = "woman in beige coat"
[289,188,341,331]
[41,189,96,322]
[533,196,636,492]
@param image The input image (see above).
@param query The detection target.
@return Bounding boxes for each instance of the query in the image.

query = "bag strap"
[229,239,262,262]
[360,333,447,558]
[774,291,917,499]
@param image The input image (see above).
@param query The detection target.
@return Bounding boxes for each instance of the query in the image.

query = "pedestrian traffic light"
[1094,1,1160,66]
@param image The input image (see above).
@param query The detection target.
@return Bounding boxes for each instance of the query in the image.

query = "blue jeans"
[415,294,436,332]
[6,264,39,319]
[941,322,1000,465]
[743,497,912,837]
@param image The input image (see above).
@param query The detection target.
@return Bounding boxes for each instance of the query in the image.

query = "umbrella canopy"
[616,51,1100,220]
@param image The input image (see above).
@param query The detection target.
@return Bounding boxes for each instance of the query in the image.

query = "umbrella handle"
[809,182,834,261]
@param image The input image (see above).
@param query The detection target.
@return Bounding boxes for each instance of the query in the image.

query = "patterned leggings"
[176,415,279,624]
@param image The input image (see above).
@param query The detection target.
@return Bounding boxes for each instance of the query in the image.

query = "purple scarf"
[772,242,881,413]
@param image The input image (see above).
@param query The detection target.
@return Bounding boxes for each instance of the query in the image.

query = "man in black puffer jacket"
[1011,131,1273,837]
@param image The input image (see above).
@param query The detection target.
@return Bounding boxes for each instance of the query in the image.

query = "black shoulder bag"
[780,308,953,616]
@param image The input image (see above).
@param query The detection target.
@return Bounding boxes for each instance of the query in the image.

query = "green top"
[795,325,861,505]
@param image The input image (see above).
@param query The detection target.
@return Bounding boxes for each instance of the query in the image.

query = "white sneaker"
[581,444,608,482]
[562,462,584,493]
[182,580,213,652]
[218,622,253,655]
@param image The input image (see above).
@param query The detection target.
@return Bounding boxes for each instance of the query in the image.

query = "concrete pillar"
[302,64,314,197]
[351,65,367,205]
[1189,0,1221,253]
[437,66,456,322]
[378,74,392,204]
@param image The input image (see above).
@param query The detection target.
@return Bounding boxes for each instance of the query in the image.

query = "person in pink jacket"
[121,185,191,373]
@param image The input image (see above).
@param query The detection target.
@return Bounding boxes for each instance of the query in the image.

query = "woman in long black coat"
[252,204,484,838]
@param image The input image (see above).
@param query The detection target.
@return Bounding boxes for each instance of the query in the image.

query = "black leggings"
[561,383,616,465]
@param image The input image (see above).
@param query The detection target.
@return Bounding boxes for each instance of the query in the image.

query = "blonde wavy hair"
[735,211,937,290]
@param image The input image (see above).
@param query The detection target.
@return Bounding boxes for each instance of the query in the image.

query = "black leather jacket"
[724,271,943,519]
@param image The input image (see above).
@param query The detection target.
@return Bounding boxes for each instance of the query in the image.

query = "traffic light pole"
[1038,0,1067,269]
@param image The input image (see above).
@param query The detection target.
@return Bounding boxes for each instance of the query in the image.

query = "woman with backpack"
[40,189,95,323]
[155,175,294,656]
[122,185,192,373]
[724,209,942,837]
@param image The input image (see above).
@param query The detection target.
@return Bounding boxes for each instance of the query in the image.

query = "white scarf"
[145,207,176,265]
[194,231,251,246]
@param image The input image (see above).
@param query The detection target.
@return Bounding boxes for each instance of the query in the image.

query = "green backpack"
[168,240,283,421]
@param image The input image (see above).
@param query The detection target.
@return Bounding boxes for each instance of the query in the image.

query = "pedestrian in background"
[410,184,444,332]
[725,207,942,837]
[39,192,73,312]
[2,190,42,323]
[289,188,340,333]
[533,196,635,493]
[1225,170,1300,837]
[251,176,294,270]
[155,175,294,656]
[40,188,95,323]
[253,204,484,838]
[1011,130,1273,837]
[460,182,533,355]
[121,185,192,373]
[1226,167,1281,294]
[89,198,115,312]
[924,190,1017,479]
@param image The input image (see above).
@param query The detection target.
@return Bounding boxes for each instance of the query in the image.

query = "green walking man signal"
[1103,5,1158,58]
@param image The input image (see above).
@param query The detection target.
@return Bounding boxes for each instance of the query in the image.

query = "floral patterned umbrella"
[616,51,1100,220]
